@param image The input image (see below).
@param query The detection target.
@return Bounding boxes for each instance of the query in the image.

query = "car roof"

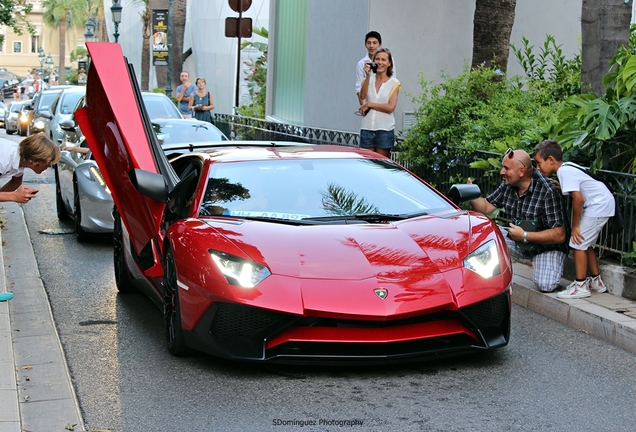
[175,142,386,163]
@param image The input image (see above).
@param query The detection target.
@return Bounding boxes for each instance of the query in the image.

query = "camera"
[369,62,378,73]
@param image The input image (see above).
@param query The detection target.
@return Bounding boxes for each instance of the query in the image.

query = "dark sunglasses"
[505,148,534,169]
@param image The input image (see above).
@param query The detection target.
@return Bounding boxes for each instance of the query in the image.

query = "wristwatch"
[522,231,529,244]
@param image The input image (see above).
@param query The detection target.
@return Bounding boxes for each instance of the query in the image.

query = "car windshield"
[154,121,227,144]
[60,91,85,114]
[38,92,61,111]
[142,94,181,119]
[199,158,454,220]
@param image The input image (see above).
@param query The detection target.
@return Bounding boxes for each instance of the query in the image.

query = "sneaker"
[557,280,591,299]
[0,292,14,302]
[589,275,607,293]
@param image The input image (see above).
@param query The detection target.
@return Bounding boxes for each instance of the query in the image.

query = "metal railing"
[213,114,635,261]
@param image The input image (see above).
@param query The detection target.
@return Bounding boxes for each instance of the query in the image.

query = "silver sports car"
[56,109,228,241]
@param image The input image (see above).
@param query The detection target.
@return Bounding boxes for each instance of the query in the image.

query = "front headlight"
[209,250,271,288]
[34,119,45,130]
[463,240,501,278]
[89,166,111,195]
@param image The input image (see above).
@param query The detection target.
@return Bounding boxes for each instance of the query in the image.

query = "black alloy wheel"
[164,249,191,356]
[113,209,136,293]
[55,167,71,220]
[73,181,91,242]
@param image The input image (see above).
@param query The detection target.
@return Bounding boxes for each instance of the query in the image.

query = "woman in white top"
[358,47,401,157]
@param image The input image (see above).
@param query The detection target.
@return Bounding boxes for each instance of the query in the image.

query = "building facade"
[0,0,89,78]
[266,0,582,134]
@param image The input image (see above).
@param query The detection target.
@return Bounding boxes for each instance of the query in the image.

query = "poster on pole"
[152,9,169,66]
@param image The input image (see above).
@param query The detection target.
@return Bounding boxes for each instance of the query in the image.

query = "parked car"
[75,43,513,362]
[55,96,216,241]
[139,91,183,120]
[0,78,18,101]
[4,101,23,135]
[18,99,33,136]
[0,103,6,128]
[27,86,75,136]
[44,86,85,143]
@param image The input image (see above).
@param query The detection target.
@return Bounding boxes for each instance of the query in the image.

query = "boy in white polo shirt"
[532,139,615,299]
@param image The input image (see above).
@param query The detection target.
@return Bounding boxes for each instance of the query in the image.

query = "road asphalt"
[1,200,636,431]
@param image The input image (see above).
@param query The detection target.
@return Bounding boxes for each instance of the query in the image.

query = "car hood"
[197,213,505,315]
[204,214,484,279]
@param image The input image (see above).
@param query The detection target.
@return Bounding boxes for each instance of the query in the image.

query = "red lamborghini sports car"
[77,43,513,364]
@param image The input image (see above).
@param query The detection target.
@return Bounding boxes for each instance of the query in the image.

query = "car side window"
[166,158,203,221]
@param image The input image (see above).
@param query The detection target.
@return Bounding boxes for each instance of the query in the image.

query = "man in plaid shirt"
[469,149,569,292]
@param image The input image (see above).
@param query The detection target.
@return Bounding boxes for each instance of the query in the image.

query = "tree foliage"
[237,26,268,118]
[553,24,636,173]
[400,35,581,178]
[0,0,34,44]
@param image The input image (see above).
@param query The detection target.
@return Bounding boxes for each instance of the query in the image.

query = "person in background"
[0,134,61,301]
[355,31,396,105]
[533,139,614,299]
[468,149,569,293]
[358,47,400,158]
[176,71,197,118]
[188,77,215,123]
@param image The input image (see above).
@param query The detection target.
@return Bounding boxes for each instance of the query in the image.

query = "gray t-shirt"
[176,84,196,115]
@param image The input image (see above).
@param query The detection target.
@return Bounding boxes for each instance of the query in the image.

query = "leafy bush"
[400,35,581,179]
[237,27,268,119]
[553,24,636,173]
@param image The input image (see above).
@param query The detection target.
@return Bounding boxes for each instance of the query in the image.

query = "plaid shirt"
[487,170,569,256]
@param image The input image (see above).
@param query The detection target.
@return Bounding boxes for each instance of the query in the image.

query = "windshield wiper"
[303,213,427,223]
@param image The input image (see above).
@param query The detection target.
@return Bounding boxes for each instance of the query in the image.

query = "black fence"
[214,114,636,261]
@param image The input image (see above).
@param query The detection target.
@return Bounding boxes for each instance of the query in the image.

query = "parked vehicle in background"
[28,86,74,136]
[0,103,6,128]
[0,77,18,101]
[140,91,183,119]
[18,99,33,136]
[4,101,23,134]
[55,92,190,242]
[44,86,85,144]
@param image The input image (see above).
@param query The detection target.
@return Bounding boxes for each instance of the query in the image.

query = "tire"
[164,249,191,356]
[74,181,92,242]
[55,167,71,220]
[6,129,14,135]
[113,209,136,293]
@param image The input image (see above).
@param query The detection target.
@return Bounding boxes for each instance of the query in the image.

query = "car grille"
[205,291,510,361]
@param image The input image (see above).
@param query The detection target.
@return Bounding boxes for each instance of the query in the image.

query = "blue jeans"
[360,129,395,149]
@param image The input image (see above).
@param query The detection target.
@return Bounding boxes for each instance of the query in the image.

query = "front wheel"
[113,209,136,293]
[55,167,71,220]
[164,249,191,356]
[74,182,92,242]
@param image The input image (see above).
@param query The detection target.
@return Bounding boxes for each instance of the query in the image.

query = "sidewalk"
[0,202,84,432]
[1,202,636,431]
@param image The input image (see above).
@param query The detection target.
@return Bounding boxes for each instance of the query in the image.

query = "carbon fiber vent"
[461,292,509,328]
[211,303,291,339]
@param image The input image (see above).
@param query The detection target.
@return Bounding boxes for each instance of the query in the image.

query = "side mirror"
[59,118,76,131]
[129,169,168,203]
[447,184,482,205]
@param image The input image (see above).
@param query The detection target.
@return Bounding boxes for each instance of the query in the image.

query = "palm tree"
[135,0,151,90]
[170,0,187,93]
[42,0,87,84]
[471,0,517,73]
[581,0,631,96]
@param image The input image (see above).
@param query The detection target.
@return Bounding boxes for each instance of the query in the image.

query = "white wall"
[105,0,269,114]
[291,0,582,133]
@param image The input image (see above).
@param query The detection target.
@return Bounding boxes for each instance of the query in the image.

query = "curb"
[0,202,84,431]
[512,261,636,355]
